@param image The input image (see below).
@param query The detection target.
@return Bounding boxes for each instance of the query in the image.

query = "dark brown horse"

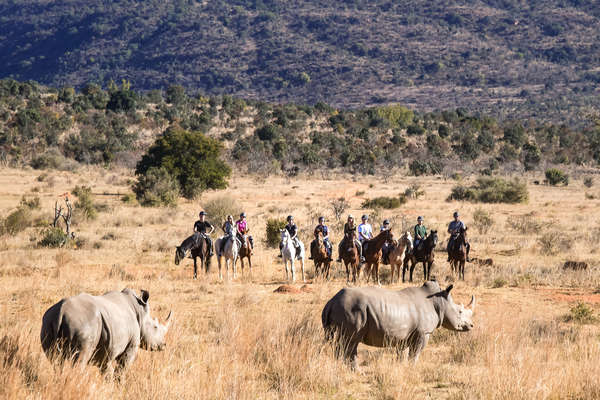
[237,230,253,276]
[403,230,437,282]
[175,233,211,279]
[362,229,393,286]
[449,227,467,280]
[311,231,332,279]
[340,232,360,283]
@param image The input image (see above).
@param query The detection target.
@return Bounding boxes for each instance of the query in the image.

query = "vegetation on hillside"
[2,1,600,122]
[2,79,600,178]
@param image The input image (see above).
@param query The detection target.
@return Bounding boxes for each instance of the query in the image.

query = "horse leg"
[248,256,252,276]
[291,259,296,282]
[193,257,197,280]
[233,255,238,279]
[284,259,289,281]
[300,258,305,283]
[344,261,350,283]
[375,262,381,286]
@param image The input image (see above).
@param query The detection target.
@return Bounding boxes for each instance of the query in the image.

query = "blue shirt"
[448,220,466,235]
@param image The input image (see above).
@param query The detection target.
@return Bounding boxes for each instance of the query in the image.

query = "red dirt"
[540,288,600,304]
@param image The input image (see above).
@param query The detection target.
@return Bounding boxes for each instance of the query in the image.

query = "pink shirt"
[236,220,247,234]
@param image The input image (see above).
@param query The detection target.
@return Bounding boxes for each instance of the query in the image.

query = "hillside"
[1,0,600,124]
[1,79,600,177]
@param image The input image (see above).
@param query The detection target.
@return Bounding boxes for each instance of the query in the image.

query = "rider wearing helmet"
[414,216,427,250]
[236,212,254,250]
[219,215,235,255]
[337,214,364,263]
[358,214,373,259]
[447,211,470,261]
[380,219,392,264]
[194,211,215,256]
[311,216,332,260]
[279,215,300,258]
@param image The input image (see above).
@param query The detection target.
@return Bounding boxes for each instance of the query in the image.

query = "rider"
[447,211,470,262]
[236,212,254,250]
[358,214,373,258]
[311,216,332,261]
[337,215,365,263]
[193,211,215,256]
[414,216,427,251]
[219,215,235,255]
[380,219,392,264]
[279,215,300,259]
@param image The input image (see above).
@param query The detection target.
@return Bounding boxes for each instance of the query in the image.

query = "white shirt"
[358,223,373,242]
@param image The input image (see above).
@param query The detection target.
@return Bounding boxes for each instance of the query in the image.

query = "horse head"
[429,230,438,246]
[174,246,186,265]
[404,231,414,252]
[280,229,290,244]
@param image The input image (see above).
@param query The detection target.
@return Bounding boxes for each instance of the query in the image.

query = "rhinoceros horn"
[165,310,173,328]
[467,295,476,312]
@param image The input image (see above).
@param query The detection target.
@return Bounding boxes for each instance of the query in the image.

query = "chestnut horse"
[339,232,360,283]
[237,230,253,276]
[388,231,413,284]
[362,229,394,286]
[403,230,438,282]
[449,227,467,280]
[311,231,332,279]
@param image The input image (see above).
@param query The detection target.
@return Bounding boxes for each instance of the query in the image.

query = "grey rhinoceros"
[321,280,474,368]
[41,288,172,376]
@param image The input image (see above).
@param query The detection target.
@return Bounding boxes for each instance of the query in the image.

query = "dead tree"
[53,196,74,243]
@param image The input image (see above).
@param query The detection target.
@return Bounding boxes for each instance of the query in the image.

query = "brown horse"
[175,233,211,279]
[237,230,253,276]
[388,231,413,284]
[311,231,332,279]
[362,229,393,286]
[403,230,437,282]
[449,227,467,280]
[340,232,360,283]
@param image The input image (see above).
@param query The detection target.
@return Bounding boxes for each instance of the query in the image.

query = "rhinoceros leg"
[115,340,139,378]
[408,332,429,362]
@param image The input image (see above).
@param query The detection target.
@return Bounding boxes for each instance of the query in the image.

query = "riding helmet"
[348,214,354,220]
[383,219,390,225]
[287,215,293,221]
[199,211,207,216]
[417,216,423,221]
[318,216,325,222]
[240,212,246,217]
[362,214,368,220]
[453,211,459,217]
[227,215,233,220]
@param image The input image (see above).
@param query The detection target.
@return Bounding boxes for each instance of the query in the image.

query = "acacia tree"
[135,126,231,199]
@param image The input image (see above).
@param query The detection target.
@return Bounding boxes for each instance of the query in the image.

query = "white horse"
[280,229,305,282]
[215,235,240,280]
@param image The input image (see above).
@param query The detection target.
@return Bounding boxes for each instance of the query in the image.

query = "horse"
[362,229,394,286]
[448,227,468,280]
[175,232,211,279]
[311,231,332,279]
[280,229,305,282]
[403,230,438,282]
[215,235,240,280]
[237,230,253,276]
[388,231,413,284]
[339,232,360,284]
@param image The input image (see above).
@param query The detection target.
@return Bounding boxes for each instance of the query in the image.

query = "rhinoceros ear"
[445,284,454,294]
[140,289,150,304]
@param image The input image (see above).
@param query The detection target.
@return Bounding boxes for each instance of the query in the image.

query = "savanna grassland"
[1,166,600,399]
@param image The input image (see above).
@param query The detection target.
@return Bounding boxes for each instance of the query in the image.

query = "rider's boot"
[278,242,283,258]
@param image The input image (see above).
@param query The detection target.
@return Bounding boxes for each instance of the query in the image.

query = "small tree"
[545,168,569,186]
[266,218,286,248]
[132,167,180,207]
[136,126,231,199]
[330,197,349,221]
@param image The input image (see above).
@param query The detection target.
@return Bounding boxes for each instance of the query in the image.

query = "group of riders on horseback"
[192,211,254,257]
[190,209,470,265]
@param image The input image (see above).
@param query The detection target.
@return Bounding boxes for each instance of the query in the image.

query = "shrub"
[448,177,528,204]
[404,183,425,199]
[562,302,596,324]
[538,230,571,255]
[409,160,442,176]
[1,207,32,236]
[506,214,543,234]
[545,168,569,186]
[120,193,138,204]
[38,227,68,247]
[71,186,97,219]
[361,195,407,209]
[266,218,286,248]
[473,208,494,234]
[136,126,231,199]
[583,176,594,188]
[132,167,180,207]
[491,277,507,288]
[202,196,241,226]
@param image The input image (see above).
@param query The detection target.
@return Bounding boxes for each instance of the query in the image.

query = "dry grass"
[1,167,600,399]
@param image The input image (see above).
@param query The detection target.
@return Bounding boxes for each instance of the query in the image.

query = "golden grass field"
[1,166,600,399]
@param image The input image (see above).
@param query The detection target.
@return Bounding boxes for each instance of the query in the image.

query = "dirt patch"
[541,288,600,304]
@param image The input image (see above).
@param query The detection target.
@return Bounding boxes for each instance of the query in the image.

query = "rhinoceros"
[321,280,474,368]
[40,288,172,375]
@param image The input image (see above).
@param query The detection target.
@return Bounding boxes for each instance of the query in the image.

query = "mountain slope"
[1,0,600,123]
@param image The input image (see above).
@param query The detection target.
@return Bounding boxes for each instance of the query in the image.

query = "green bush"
[136,126,231,199]
[266,218,286,248]
[448,177,528,204]
[583,176,594,188]
[1,207,32,236]
[562,302,597,324]
[545,168,569,186]
[72,186,97,219]
[409,160,442,176]
[361,195,407,209]
[202,196,241,226]
[132,167,180,207]
[120,193,138,204]
[38,227,68,247]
